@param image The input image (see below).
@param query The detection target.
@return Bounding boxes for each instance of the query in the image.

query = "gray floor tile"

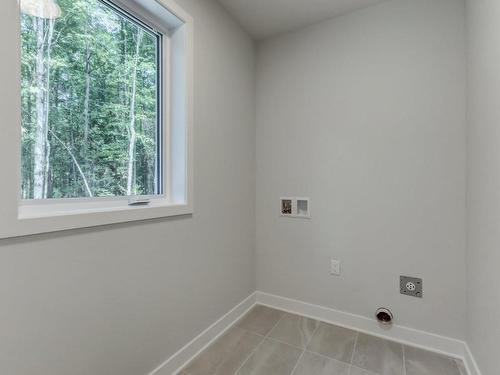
[307,322,357,363]
[349,366,379,375]
[184,310,469,375]
[405,346,461,375]
[184,326,263,375]
[236,305,285,336]
[268,313,319,349]
[235,338,302,375]
[292,351,350,375]
[352,334,404,375]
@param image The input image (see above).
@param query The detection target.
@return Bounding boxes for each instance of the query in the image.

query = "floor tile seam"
[350,332,359,364]
[183,315,265,375]
[347,332,359,375]
[402,344,407,375]
[265,336,306,351]
[303,349,353,366]
[229,334,266,375]
[350,364,382,375]
[190,326,264,375]
[289,321,320,375]
[210,332,265,375]
[231,312,287,375]
[288,349,306,375]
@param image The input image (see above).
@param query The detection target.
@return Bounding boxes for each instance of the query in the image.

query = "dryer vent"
[375,307,394,325]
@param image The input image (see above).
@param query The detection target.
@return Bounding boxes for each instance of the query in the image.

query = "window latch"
[128,197,151,206]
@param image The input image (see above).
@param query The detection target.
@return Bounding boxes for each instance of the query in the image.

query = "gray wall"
[0,0,256,374]
[256,0,467,339]
[466,0,500,373]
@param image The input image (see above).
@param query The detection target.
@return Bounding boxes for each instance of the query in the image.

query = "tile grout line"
[231,311,288,375]
[303,349,351,366]
[347,332,359,375]
[265,335,303,351]
[289,321,321,375]
[265,333,359,369]
[264,332,357,368]
[229,334,267,375]
[402,344,407,375]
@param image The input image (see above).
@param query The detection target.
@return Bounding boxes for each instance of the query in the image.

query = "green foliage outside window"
[21,0,160,199]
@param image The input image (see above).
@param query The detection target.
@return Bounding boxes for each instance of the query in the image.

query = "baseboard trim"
[256,291,480,374]
[148,292,257,375]
[464,343,482,375]
[147,290,482,375]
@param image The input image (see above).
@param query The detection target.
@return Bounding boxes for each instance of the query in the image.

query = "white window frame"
[0,0,194,238]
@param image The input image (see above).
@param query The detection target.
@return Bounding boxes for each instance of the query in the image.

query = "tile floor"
[182,305,467,375]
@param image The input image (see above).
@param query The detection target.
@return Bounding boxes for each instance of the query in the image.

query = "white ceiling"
[217,0,389,40]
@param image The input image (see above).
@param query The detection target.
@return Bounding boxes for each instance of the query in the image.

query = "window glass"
[20,0,162,199]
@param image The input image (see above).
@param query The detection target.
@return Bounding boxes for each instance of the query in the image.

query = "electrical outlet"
[330,259,341,276]
[400,276,423,298]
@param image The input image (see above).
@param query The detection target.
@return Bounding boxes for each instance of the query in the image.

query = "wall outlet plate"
[330,259,341,276]
[280,197,310,218]
[400,276,423,298]
[296,198,310,217]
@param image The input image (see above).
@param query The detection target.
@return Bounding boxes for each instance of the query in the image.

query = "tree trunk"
[126,30,143,196]
[44,19,55,198]
[83,44,91,145]
[49,129,93,197]
[83,12,92,150]
[82,41,92,188]
[33,18,55,199]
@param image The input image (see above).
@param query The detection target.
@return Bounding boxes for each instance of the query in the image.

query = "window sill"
[18,198,188,219]
[0,200,193,239]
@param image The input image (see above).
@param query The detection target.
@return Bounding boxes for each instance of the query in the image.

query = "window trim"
[0,0,194,238]
[20,0,167,205]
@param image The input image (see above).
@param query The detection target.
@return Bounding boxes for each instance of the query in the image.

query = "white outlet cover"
[280,197,310,218]
[330,259,341,276]
[296,198,310,217]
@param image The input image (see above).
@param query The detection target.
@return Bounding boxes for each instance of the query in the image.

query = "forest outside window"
[20,0,163,200]
[0,0,193,237]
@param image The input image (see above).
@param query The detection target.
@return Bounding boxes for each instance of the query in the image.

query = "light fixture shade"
[20,0,62,19]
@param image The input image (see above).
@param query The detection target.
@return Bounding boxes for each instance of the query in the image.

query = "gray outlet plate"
[400,276,423,298]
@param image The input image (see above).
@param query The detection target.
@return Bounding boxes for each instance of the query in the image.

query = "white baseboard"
[148,292,257,375]
[146,290,482,375]
[256,291,481,375]
[464,343,482,375]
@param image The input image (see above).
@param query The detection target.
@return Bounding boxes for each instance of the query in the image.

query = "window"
[0,0,193,238]
[20,0,162,199]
